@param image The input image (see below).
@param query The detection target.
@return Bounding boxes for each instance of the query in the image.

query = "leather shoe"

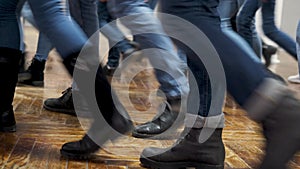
[132,98,184,138]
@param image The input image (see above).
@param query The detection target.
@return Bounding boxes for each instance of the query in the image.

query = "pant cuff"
[184,113,225,129]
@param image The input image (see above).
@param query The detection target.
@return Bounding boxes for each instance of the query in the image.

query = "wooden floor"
[1,26,300,169]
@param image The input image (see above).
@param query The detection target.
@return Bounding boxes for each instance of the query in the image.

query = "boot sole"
[60,150,92,160]
[132,130,180,140]
[0,124,16,132]
[140,157,224,169]
[43,104,76,116]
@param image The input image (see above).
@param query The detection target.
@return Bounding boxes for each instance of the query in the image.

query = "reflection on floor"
[1,26,300,169]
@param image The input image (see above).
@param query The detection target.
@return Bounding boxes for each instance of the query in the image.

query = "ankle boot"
[140,128,225,169]
[60,134,100,159]
[245,78,300,169]
[132,98,185,138]
[262,43,277,68]
[0,107,16,132]
[18,52,31,81]
[0,48,22,132]
[60,53,133,159]
[43,87,75,115]
[19,58,46,87]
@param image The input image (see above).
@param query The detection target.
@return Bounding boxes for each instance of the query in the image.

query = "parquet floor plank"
[2,25,300,169]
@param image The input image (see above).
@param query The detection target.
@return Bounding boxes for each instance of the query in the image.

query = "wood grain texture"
[2,25,300,169]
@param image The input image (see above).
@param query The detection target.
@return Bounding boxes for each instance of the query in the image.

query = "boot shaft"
[0,48,22,112]
[140,127,225,169]
[174,128,225,163]
[27,58,46,81]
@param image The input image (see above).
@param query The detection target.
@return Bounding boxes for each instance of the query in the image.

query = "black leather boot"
[60,52,134,159]
[245,79,300,169]
[132,98,184,138]
[140,128,225,169]
[60,134,100,159]
[19,58,46,87]
[262,42,277,68]
[43,87,75,115]
[259,92,300,169]
[0,48,22,132]
[0,108,16,132]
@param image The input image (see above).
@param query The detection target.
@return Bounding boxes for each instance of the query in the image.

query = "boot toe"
[134,123,162,134]
[61,141,81,153]
[141,147,164,158]
[43,98,75,114]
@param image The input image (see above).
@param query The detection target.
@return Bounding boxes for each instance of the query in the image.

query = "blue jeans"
[26,0,87,58]
[98,0,158,67]
[0,1,21,50]
[98,1,133,67]
[218,0,261,63]
[237,0,262,57]
[21,2,53,61]
[34,32,54,61]
[261,0,297,59]
[147,0,158,9]
[68,0,99,38]
[160,0,267,119]
[238,0,297,59]
[107,0,189,99]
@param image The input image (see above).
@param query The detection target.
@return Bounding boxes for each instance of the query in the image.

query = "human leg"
[237,0,262,57]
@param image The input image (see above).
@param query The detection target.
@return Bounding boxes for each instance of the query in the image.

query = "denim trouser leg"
[28,0,87,58]
[107,0,189,99]
[297,21,300,75]
[98,1,131,66]
[98,2,127,47]
[34,32,54,61]
[19,2,54,61]
[218,0,261,63]
[261,0,297,59]
[218,0,238,31]
[181,44,213,118]
[20,2,37,27]
[0,0,20,50]
[160,0,265,123]
[69,0,99,38]
[68,0,83,26]
[79,0,99,38]
[147,0,158,10]
[237,0,262,57]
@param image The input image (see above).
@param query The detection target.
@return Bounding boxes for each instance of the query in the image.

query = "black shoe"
[61,51,133,159]
[60,135,100,160]
[246,79,300,169]
[262,44,277,68]
[60,107,134,159]
[259,91,300,169]
[0,108,16,132]
[132,98,184,138]
[140,128,225,169]
[43,87,75,115]
[19,58,46,87]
